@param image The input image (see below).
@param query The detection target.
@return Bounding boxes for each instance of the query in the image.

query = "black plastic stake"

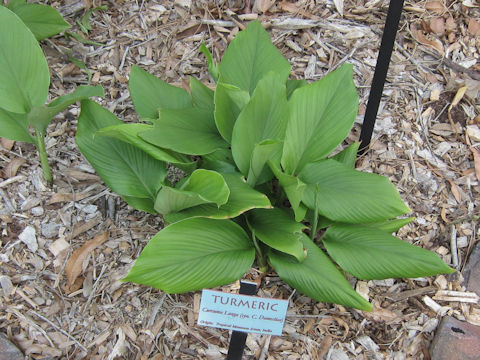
[226,281,258,360]
[359,0,404,155]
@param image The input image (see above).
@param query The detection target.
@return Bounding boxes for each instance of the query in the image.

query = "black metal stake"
[226,281,258,360]
[359,0,405,155]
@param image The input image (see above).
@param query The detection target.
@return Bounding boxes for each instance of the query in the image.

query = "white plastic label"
[197,289,288,335]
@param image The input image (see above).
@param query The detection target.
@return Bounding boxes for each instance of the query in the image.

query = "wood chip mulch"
[1,1,479,359]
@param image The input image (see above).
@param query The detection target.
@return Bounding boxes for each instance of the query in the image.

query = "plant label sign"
[197,289,288,335]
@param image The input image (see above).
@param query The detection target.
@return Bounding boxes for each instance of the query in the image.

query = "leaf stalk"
[35,129,52,184]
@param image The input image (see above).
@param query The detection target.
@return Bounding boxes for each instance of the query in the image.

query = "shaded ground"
[0,0,479,359]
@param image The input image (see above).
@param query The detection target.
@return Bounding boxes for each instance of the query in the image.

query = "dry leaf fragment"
[451,86,467,107]
[65,231,109,292]
[468,18,480,36]
[64,169,101,181]
[0,138,15,150]
[425,1,446,14]
[447,180,462,203]
[411,24,444,55]
[71,217,102,238]
[47,192,90,204]
[364,306,400,323]
[445,17,456,33]
[429,17,445,35]
[3,158,25,178]
[253,0,276,13]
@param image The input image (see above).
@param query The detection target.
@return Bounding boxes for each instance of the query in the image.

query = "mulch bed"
[1,0,479,359]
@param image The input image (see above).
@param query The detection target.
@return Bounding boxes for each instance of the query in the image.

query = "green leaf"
[286,79,306,99]
[67,50,92,84]
[0,107,35,143]
[231,72,288,181]
[201,148,237,173]
[247,140,282,186]
[219,20,291,94]
[140,107,228,155]
[269,234,372,311]
[123,217,255,293]
[199,43,219,82]
[155,169,230,214]
[28,85,104,133]
[214,81,250,143]
[363,217,415,233]
[122,195,157,214]
[299,159,410,223]
[96,123,194,167]
[7,0,26,11]
[323,223,455,280]
[281,64,358,174]
[129,65,191,119]
[331,142,360,168]
[248,208,306,261]
[0,6,50,113]
[12,4,70,41]
[269,162,307,222]
[165,172,271,222]
[76,100,166,200]
[76,5,107,34]
[190,77,214,111]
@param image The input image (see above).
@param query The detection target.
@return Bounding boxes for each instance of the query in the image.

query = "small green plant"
[0,6,103,183]
[76,21,453,310]
[4,0,70,40]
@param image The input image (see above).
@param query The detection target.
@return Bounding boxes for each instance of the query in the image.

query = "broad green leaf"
[76,100,166,199]
[0,6,49,113]
[214,81,250,143]
[201,148,237,173]
[248,208,306,262]
[323,224,455,280]
[28,85,104,132]
[7,0,26,11]
[269,234,372,311]
[247,140,282,186]
[269,162,307,222]
[286,79,306,99]
[123,217,255,293]
[281,64,358,174]
[122,195,157,214]
[231,72,289,180]
[199,43,219,82]
[140,107,228,155]
[96,123,194,166]
[299,159,410,223]
[363,217,415,233]
[12,4,70,40]
[0,107,34,143]
[155,169,229,214]
[129,65,191,119]
[165,172,271,222]
[190,77,214,111]
[219,20,291,94]
[331,142,360,168]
